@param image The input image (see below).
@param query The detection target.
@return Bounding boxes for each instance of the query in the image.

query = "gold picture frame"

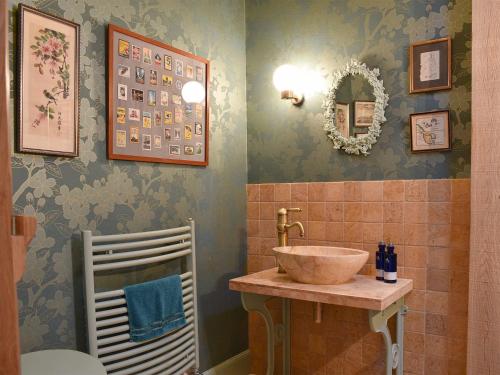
[409,37,451,94]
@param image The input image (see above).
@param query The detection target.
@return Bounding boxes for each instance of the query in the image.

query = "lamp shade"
[181,81,205,103]
[272,64,300,92]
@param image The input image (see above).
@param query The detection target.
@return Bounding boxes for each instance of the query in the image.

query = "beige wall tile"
[384,180,405,202]
[326,202,343,222]
[325,182,344,202]
[383,202,404,223]
[404,202,428,224]
[247,184,260,202]
[308,221,327,241]
[248,236,260,255]
[308,202,326,221]
[451,179,470,202]
[363,202,383,223]
[308,182,327,201]
[428,202,451,224]
[274,183,291,201]
[405,246,428,268]
[361,181,383,201]
[291,183,308,202]
[259,202,275,220]
[428,179,451,202]
[260,184,275,201]
[247,201,259,219]
[426,291,449,315]
[344,202,363,222]
[344,181,362,201]
[405,180,428,202]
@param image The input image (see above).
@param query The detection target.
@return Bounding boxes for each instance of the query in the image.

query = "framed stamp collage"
[108,24,209,166]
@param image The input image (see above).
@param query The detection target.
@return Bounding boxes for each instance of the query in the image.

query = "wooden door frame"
[0,2,21,374]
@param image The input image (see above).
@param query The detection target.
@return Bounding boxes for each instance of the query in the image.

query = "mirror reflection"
[335,74,376,139]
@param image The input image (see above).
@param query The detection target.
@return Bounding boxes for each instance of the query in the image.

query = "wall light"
[273,64,304,106]
[181,80,205,104]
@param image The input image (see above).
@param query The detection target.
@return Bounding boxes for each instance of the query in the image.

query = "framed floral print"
[107,24,210,166]
[409,37,451,94]
[410,110,451,153]
[17,4,80,157]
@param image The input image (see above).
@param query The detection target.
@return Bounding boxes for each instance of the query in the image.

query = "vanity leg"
[368,297,407,375]
[241,293,275,375]
[396,303,407,375]
[282,298,291,375]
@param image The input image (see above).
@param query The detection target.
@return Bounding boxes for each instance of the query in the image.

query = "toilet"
[21,349,106,375]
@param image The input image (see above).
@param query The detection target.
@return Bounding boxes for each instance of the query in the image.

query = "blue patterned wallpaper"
[8,0,247,370]
[246,0,472,183]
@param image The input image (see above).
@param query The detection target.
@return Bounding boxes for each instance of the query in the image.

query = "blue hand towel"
[124,275,187,342]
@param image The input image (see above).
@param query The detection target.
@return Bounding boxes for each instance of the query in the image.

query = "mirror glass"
[334,74,376,139]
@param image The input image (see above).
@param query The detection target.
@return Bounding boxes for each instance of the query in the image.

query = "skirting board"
[203,350,250,375]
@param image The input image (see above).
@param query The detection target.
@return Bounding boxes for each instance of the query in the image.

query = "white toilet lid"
[21,349,107,375]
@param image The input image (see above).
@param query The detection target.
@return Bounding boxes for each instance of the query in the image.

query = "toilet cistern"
[276,207,305,273]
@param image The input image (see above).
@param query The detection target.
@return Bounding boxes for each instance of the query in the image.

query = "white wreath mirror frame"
[323,59,389,156]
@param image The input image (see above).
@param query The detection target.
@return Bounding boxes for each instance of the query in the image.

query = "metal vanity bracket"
[240,293,291,375]
[368,297,408,375]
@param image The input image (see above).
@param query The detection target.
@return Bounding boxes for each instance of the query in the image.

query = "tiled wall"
[246,179,470,375]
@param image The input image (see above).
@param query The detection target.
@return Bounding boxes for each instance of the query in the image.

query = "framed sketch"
[108,24,209,166]
[354,101,375,127]
[355,132,369,139]
[335,102,349,138]
[17,4,80,156]
[410,110,451,152]
[409,37,451,94]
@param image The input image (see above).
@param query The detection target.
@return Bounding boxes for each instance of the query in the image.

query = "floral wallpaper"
[246,0,472,183]
[8,0,248,371]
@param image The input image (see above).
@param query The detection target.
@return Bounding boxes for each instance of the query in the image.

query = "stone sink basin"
[272,246,369,285]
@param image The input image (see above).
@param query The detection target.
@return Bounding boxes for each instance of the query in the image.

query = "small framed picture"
[162,74,172,86]
[142,134,151,150]
[128,108,140,121]
[116,130,127,147]
[130,127,139,143]
[410,110,451,153]
[143,47,152,64]
[150,70,158,85]
[147,90,156,106]
[335,102,349,138]
[118,39,129,58]
[409,37,451,94]
[154,53,162,66]
[354,101,375,127]
[164,55,172,70]
[135,67,145,84]
[118,64,130,78]
[117,84,127,100]
[131,89,143,102]
[169,144,180,155]
[132,45,141,61]
[154,135,162,148]
[116,107,126,124]
[355,132,369,139]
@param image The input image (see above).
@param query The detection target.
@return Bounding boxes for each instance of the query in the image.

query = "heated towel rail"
[83,219,199,375]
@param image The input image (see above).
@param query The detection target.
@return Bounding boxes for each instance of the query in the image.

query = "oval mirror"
[323,60,389,155]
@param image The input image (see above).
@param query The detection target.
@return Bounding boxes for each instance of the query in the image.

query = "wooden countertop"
[229,268,413,311]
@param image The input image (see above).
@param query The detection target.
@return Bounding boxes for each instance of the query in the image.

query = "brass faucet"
[276,208,305,272]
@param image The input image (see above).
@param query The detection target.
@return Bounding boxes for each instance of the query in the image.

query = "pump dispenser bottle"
[376,241,386,281]
[383,242,397,284]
